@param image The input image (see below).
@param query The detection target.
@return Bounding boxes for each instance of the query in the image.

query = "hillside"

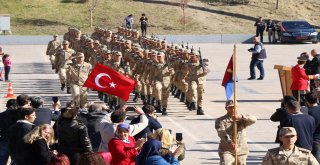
[0,0,319,35]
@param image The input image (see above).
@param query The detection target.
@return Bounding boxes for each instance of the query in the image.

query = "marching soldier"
[262,127,319,165]
[108,51,127,109]
[216,100,257,165]
[151,51,175,115]
[54,40,75,93]
[186,51,209,115]
[66,52,92,108]
[46,34,61,70]
[131,49,144,102]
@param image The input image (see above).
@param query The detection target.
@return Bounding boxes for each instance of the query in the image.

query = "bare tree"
[180,0,190,31]
[87,0,100,28]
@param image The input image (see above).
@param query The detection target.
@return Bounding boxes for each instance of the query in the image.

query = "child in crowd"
[3,54,12,82]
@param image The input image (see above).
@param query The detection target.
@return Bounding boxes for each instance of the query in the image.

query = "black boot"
[133,93,139,103]
[175,90,181,98]
[180,93,186,102]
[162,108,168,115]
[66,87,71,94]
[104,94,109,103]
[98,92,104,101]
[109,101,114,110]
[197,107,205,115]
[151,98,156,106]
[186,100,190,107]
[156,100,162,113]
[61,84,66,91]
[188,102,196,111]
[147,95,151,105]
[141,95,147,105]
[172,86,177,95]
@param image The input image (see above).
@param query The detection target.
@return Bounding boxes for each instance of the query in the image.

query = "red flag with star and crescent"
[83,63,136,101]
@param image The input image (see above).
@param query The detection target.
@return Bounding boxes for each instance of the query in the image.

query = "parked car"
[276,20,318,44]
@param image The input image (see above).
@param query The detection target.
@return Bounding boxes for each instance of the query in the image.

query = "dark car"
[276,20,318,44]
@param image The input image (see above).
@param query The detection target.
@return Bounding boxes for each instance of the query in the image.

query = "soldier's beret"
[157,52,165,56]
[279,127,297,136]
[62,40,70,45]
[75,52,85,58]
[114,51,122,56]
[225,100,238,108]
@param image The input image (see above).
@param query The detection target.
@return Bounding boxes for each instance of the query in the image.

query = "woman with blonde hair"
[23,124,55,165]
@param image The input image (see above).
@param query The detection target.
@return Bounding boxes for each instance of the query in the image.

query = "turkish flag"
[83,63,136,101]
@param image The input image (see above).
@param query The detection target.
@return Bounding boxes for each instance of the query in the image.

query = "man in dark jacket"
[53,106,92,165]
[248,37,267,80]
[283,99,315,151]
[306,92,320,162]
[0,99,17,165]
[309,49,320,91]
[8,108,36,165]
[130,105,162,140]
[29,96,60,126]
[79,102,108,152]
[254,17,266,43]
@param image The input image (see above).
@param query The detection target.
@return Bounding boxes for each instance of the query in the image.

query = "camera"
[176,133,183,141]
[248,48,254,52]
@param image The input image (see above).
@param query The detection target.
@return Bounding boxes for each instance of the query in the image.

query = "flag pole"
[233,44,238,165]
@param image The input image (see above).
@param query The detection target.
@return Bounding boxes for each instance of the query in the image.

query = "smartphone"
[176,133,183,141]
[52,96,59,103]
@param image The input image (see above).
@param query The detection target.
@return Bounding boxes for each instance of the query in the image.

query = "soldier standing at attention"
[215,100,257,165]
[262,127,319,165]
[66,52,92,109]
[187,51,208,115]
[54,40,75,92]
[254,17,266,43]
[139,13,148,36]
[46,34,61,70]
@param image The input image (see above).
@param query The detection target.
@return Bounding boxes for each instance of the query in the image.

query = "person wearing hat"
[108,51,126,110]
[108,123,145,165]
[150,51,174,115]
[66,52,92,109]
[262,127,319,165]
[247,37,267,80]
[46,34,61,70]
[291,52,320,103]
[54,40,75,92]
[186,50,209,115]
[215,100,257,165]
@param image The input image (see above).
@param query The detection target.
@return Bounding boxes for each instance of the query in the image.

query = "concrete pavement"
[0,42,319,164]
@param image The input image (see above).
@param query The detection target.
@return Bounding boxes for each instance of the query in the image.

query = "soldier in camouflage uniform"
[215,100,257,165]
[186,51,209,115]
[46,34,61,70]
[151,52,174,115]
[262,127,319,165]
[66,52,92,108]
[108,51,126,109]
[54,40,75,92]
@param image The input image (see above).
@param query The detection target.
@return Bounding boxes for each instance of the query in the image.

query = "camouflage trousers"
[71,84,88,108]
[188,81,204,107]
[154,81,170,108]
[219,153,247,165]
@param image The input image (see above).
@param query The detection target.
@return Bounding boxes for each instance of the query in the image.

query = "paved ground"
[0,42,319,164]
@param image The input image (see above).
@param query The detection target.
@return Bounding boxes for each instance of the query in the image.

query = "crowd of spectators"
[0,94,185,165]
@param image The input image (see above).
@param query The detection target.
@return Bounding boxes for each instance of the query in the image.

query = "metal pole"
[276,0,279,9]
[233,44,238,165]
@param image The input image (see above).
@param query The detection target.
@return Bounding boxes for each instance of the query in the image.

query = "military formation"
[46,26,209,115]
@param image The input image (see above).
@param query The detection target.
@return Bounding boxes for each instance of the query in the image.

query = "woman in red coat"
[291,52,319,103]
[108,123,145,165]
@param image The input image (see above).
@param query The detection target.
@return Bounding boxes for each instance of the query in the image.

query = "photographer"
[130,105,162,140]
[247,37,267,80]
